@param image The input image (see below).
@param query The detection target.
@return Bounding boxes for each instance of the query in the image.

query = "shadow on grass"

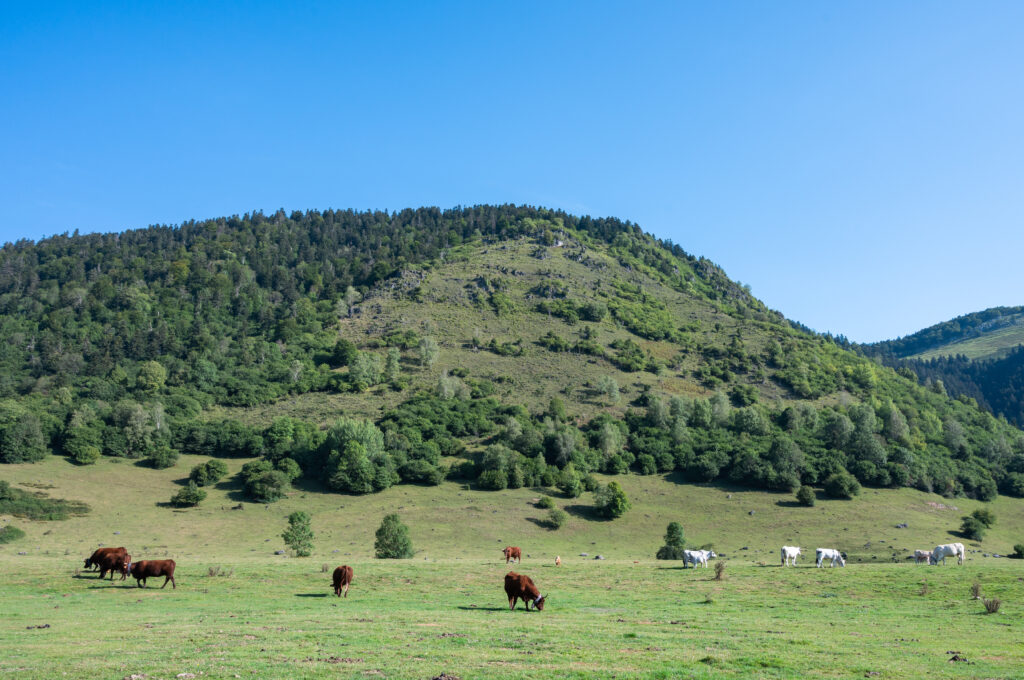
[456,606,508,612]
[294,593,329,598]
[775,500,803,508]
[564,504,610,522]
[524,517,557,530]
[84,583,133,589]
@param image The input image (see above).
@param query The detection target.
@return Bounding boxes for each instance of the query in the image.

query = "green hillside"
[2,205,1024,514]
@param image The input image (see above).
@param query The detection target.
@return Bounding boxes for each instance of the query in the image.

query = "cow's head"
[123,556,132,573]
[708,551,717,559]
[83,558,92,569]
[836,554,846,567]
[534,594,546,611]
[502,547,509,557]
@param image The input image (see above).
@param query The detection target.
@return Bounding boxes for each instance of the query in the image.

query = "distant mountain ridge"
[864,306,1024,427]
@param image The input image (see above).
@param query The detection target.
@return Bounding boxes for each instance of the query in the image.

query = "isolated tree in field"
[960,508,996,541]
[375,513,413,558]
[595,481,630,519]
[417,336,440,368]
[656,521,686,560]
[282,511,314,556]
[189,459,228,487]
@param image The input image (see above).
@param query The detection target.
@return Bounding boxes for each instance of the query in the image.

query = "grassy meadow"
[2,455,1024,678]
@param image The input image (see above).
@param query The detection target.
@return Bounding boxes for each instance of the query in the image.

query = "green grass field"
[3,456,1024,678]
[2,559,1022,679]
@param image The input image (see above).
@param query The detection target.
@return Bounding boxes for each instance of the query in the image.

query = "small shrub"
[169,481,206,507]
[918,581,930,596]
[145,445,179,470]
[547,508,568,530]
[970,582,982,599]
[823,471,861,499]
[72,445,102,466]
[536,496,555,509]
[960,516,986,541]
[714,561,727,581]
[1013,543,1024,559]
[375,513,413,559]
[795,485,815,507]
[0,525,26,543]
[189,459,228,487]
[983,597,1001,614]
[321,563,330,573]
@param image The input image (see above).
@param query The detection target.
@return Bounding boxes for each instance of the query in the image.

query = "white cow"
[781,546,801,566]
[913,550,932,564]
[815,548,845,568]
[930,543,965,566]
[683,549,716,568]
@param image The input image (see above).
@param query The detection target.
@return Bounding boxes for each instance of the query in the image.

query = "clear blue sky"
[3,1,1023,343]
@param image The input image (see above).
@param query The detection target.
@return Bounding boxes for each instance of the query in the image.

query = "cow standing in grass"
[781,546,801,566]
[815,548,845,568]
[129,559,176,588]
[332,565,354,597]
[930,543,965,566]
[504,572,545,611]
[503,546,522,564]
[913,550,932,564]
[683,549,716,568]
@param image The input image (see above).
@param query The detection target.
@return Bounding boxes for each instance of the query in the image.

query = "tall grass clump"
[983,598,1001,614]
[714,561,727,581]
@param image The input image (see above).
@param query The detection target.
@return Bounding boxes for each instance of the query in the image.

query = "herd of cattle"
[81,539,971,608]
[83,547,176,588]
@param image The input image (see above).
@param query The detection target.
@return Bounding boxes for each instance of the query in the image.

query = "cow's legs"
[508,596,516,610]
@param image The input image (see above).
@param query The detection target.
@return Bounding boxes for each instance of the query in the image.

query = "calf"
[129,559,176,589]
[502,546,522,564]
[504,571,545,611]
[332,565,354,597]
[914,550,932,565]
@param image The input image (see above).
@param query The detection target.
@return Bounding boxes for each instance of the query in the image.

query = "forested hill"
[864,306,1024,361]
[863,306,1024,428]
[2,206,1024,507]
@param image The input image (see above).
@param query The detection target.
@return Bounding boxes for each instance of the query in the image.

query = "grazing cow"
[555,556,561,566]
[129,559,176,588]
[930,543,965,566]
[504,571,545,611]
[93,551,130,581]
[502,546,522,564]
[781,546,802,566]
[332,565,354,597]
[815,548,845,568]
[913,550,932,564]
[683,549,717,568]
[85,547,126,572]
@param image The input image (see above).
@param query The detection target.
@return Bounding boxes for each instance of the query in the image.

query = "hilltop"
[1,205,1023,516]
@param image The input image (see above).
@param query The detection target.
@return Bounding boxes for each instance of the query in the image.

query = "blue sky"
[2,2,1023,343]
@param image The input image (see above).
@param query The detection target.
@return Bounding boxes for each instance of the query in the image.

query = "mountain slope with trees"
[2,206,1024,506]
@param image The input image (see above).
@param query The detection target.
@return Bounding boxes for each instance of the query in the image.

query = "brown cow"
[332,565,354,597]
[504,571,545,611]
[129,559,176,589]
[85,547,126,572]
[502,546,522,564]
[93,551,130,581]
